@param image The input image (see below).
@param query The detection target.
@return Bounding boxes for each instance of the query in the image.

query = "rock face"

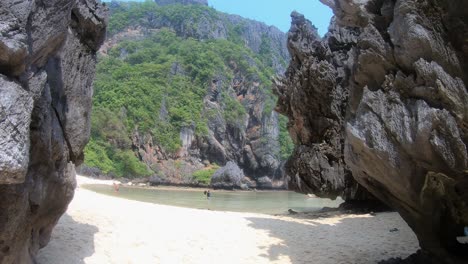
[194,90,283,182]
[106,1,288,73]
[0,1,107,263]
[88,1,291,188]
[275,0,468,262]
[274,12,371,201]
[211,161,244,189]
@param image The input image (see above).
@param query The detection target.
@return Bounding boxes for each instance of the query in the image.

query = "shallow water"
[82,184,343,214]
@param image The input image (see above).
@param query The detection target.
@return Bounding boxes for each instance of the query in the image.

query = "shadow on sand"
[246,212,419,264]
[36,214,98,264]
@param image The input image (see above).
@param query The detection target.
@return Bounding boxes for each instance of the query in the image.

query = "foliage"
[192,165,220,184]
[222,91,247,127]
[279,115,295,160]
[113,150,152,177]
[108,1,219,36]
[84,139,116,174]
[85,1,294,178]
[84,139,151,178]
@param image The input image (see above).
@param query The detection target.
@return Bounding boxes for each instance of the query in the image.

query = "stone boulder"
[256,176,273,189]
[210,161,244,189]
[149,175,164,186]
[0,1,107,263]
[76,165,105,179]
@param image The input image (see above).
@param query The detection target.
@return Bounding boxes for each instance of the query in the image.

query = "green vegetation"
[84,138,151,178]
[279,115,295,160]
[84,1,294,178]
[222,92,247,127]
[192,165,220,184]
[108,1,219,36]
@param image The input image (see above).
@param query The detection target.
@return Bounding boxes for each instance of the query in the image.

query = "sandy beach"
[37,176,419,264]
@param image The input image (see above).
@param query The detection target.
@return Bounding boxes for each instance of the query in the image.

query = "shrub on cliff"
[192,165,220,184]
[85,1,294,179]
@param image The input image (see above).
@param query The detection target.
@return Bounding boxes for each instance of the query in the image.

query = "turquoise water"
[83,184,344,214]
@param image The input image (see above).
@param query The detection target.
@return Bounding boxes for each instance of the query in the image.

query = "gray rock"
[0,1,107,263]
[149,175,164,186]
[211,161,244,189]
[276,1,468,262]
[274,11,370,201]
[0,76,33,184]
[0,2,28,76]
[240,183,249,190]
[76,165,104,179]
[256,176,273,189]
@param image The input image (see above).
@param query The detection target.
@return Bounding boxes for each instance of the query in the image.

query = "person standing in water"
[207,190,211,200]
[113,182,120,192]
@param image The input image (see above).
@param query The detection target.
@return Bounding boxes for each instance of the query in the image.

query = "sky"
[108,0,333,36]
[208,0,333,36]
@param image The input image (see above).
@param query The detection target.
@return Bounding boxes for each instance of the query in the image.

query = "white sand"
[37,176,419,264]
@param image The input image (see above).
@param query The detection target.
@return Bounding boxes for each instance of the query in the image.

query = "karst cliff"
[275,0,468,262]
[82,1,293,189]
[0,0,107,263]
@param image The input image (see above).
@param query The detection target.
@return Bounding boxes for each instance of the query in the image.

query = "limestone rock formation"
[211,161,244,189]
[274,11,370,201]
[275,0,468,262]
[0,1,107,263]
[87,1,291,188]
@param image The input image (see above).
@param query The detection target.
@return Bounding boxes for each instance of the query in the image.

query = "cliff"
[0,0,107,263]
[274,13,370,200]
[105,1,288,73]
[84,1,293,188]
[275,0,468,262]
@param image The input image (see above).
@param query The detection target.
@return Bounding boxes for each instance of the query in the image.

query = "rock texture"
[274,12,370,201]
[275,0,468,262]
[211,161,244,189]
[0,1,107,263]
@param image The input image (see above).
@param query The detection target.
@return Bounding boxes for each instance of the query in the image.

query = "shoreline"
[37,175,420,264]
[78,175,294,193]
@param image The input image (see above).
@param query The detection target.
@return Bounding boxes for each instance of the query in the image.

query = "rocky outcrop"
[211,161,244,189]
[0,1,107,263]
[275,0,468,262]
[193,82,283,184]
[274,12,371,201]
